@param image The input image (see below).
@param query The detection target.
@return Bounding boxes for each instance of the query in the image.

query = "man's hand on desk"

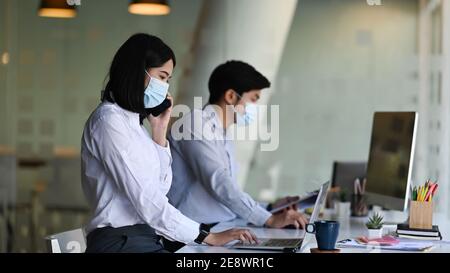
[204,229,258,246]
[265,209,308,229]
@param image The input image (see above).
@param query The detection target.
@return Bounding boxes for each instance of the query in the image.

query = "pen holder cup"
[351,194,368,217]
[409,200,433,230]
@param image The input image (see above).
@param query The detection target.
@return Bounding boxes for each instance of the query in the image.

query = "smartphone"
[139,98,172,124]
[147,98,172,117]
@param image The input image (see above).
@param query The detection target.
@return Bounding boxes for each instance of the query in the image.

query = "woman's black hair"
[208,60,270,104]
[103,33,176,116]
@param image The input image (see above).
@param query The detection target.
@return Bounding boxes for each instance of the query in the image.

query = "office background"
[0,0,449,252]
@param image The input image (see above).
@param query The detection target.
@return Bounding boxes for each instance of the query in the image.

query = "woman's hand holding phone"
[148,93,173,147]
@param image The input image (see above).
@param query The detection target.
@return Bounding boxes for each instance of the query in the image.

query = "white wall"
[417,0,450,218]
[174,0,298,190]
[245,0,420,200]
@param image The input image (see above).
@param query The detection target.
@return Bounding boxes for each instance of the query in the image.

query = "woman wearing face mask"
[81,34,257,253]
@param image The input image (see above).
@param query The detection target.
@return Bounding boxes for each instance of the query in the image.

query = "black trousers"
[85,224,169,253]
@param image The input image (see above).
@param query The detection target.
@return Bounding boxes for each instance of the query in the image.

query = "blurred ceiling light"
[38,0,77,18]
[128,0,171,16]
[1,52,9,65]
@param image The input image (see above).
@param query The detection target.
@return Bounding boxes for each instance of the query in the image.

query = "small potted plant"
[366,213,384,238]
[335,190,351,217]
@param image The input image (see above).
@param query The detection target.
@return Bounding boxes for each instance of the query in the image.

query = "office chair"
[45,228,86,253]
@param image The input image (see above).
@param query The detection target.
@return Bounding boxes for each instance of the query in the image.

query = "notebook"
[397,234,442,241]
[396,223,440,236]
[396,223,441,240]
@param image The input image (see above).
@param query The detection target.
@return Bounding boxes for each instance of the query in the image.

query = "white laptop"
[232,181,330,253]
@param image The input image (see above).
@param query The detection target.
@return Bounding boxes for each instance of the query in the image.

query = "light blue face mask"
[143,70,169,108]
[234,92,257,126]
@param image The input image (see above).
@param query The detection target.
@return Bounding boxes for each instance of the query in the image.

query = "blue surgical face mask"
[143,70,169,108]
[234,92,257,126]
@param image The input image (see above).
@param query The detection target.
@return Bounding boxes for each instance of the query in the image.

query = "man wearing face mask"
[165,61,307,251]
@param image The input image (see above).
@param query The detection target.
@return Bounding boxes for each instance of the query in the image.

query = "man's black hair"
[208,60,270,104]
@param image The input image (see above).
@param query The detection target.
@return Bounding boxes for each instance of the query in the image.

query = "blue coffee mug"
[306,220,340,250]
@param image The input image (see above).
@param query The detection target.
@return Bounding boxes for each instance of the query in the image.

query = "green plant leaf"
[366,213,384,229]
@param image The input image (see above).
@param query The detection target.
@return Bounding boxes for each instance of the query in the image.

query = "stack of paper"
[336,238,434,252]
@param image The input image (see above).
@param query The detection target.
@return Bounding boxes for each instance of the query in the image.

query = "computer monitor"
[331,161,367,193]
[364,112,418,211]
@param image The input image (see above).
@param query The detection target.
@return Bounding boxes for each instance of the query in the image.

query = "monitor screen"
[331,161,367,193]
[365,112,418,210]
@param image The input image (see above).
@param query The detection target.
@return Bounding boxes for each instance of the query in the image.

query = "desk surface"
[177,209,450,253]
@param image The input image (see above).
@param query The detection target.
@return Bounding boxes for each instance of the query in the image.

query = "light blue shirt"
[167,105,271,226]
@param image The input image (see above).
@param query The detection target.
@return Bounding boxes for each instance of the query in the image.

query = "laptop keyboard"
[262,239,303,247]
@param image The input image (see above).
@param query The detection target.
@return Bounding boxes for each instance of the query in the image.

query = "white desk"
[177,209,450,253]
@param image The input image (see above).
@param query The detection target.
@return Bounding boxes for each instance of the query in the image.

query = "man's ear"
[223,89,238,105]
